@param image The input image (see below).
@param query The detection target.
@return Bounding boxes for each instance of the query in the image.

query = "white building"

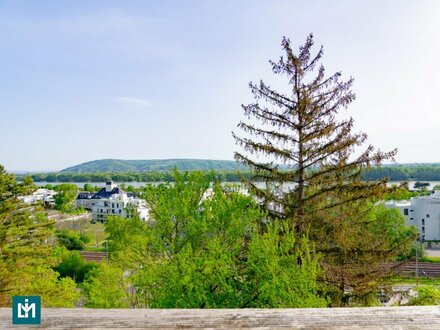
[385,191,440,241]
[75,191,95,210]
[85,182,149,223]
[18,188,56,206]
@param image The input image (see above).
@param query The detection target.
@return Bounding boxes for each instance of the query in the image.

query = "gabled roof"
[76,192,95,200]
[91,187,127,199]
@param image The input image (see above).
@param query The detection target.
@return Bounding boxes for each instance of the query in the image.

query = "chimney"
[105,181,115,192]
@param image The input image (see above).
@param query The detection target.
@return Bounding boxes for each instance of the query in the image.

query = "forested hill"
[16,163,440,183]
[61,159,245,173]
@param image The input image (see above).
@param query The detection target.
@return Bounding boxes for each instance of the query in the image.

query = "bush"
[53,251,98,283]
[56,230,85,250]
[407,286,440,306]
[79,233,92,244]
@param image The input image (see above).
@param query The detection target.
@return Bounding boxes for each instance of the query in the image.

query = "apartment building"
[385,191,440,241]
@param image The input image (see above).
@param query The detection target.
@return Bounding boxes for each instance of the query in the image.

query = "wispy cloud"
[117,96,152,108]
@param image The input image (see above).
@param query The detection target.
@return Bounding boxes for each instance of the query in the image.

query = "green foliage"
[96,170,325,308]
[421,256,440,263]
[384,184,420,200]
[79,232,92,244]
[82,262,131,308]
[406,286,440,306]
[7,264,80,307]
[369,206,417,259]
[399,240,423,261]
[54,183,78,213]
[317,204,416,306]
[56,230,86,250]
[56,219,107,245]
[18,170,254,184]
[83,183,96,192]
[53,250,98,283]
[106,215,149,260]
[243,222,326,307]
[0,164,79,307]
[362,164,440,181]
[16,163,440,184]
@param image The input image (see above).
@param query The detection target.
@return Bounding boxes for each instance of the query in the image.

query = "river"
[32,180,440,191]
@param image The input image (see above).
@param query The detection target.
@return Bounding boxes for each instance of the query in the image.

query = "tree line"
[17,165,440,184]
[16,171,254,183]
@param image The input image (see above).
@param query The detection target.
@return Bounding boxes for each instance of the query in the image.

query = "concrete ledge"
[1,306,440,329]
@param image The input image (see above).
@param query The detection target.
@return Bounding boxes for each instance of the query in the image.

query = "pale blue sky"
[1,0,439,171]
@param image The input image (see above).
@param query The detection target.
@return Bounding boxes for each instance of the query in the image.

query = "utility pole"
[415,239,419,286]
[416,234,424,286]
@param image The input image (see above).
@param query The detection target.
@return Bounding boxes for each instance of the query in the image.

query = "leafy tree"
[384,183,419,200]
[103,170,325,308]
[54,183,78,213]
[10,264,79,307]
[233,34,411,305]
[83,183,95,192]
[82,262,131,308]
[242,221,326,307]
[0,164,79,307]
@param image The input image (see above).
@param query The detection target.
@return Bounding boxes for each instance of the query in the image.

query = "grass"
[55,218,107,245]
[421,256,440,263]
[387,275,440,286]
[83,245,107,252]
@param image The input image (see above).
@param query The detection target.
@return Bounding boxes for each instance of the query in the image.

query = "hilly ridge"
[61,159,244,173]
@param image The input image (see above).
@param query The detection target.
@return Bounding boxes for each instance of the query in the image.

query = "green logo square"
[12,296,41,325]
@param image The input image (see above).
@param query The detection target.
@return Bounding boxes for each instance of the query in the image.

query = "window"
[410,217,414,220]
[119,210,122,214]
[422,219,425,225]
[404,209,409,216]
[410,209,413,212]
[427,214,430,218]
[422,226,425,233]
[112,203,115,208]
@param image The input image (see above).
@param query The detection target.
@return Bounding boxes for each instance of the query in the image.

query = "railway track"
[391,261,440,277]
[77,251,440,278]
[79,251,108,262]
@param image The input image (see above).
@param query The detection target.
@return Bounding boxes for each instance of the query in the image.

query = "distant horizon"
[8,157,440,174]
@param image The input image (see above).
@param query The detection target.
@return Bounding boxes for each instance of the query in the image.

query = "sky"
[0,0,439,171]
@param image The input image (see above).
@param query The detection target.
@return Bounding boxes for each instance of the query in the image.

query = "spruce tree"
[233,34,396,231]
[233,34,413,305]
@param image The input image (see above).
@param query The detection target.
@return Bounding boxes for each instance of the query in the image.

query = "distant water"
[32,180,440,191]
